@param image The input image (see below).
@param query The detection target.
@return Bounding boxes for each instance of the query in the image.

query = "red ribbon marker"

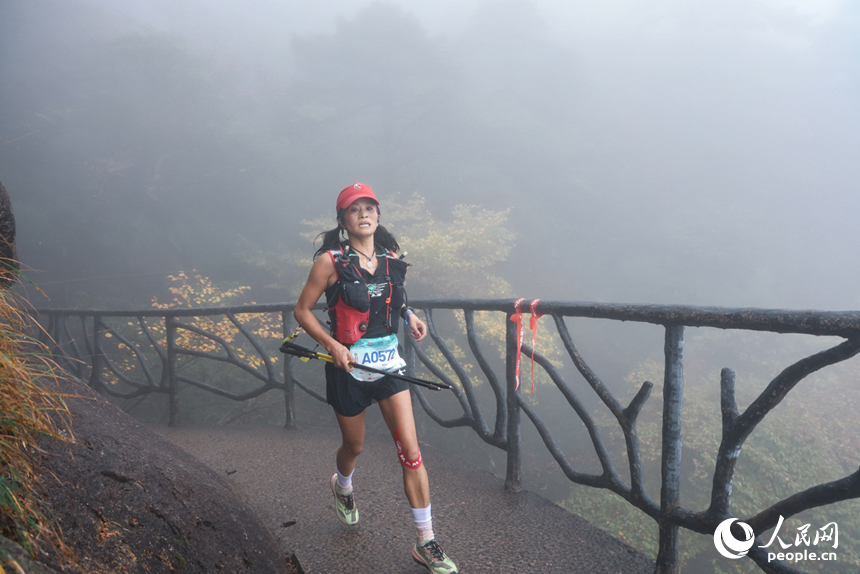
[510,298,526,391]
[528,299,544,393]
[510,298,544,393]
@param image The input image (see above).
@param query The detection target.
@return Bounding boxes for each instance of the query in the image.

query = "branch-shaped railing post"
[282,311,296,429]
[505,309,522,493]
[464,309,507,445]
[404,328,418,394]
[404,327,415,377]
[166,314,179,426]
[657,324,685,574]
[709,367,739,520]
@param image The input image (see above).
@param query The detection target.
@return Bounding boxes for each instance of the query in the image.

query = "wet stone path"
[153,424,655,574]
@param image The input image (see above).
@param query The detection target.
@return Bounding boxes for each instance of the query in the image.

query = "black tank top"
[360,264,395,339]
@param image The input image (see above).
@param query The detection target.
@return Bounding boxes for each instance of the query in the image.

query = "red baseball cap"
[336,182,379,212]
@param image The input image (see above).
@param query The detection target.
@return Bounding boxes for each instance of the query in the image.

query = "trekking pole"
[279,338,452,392]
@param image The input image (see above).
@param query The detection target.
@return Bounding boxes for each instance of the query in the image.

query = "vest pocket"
[391,283,405,310]
[341,281,371,312]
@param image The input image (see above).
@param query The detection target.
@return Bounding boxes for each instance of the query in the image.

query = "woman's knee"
[341,439,363,458]
[393,429,422,469]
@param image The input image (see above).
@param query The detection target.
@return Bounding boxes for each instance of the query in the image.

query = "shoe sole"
[412,551,429,571]
[412,549,458,574]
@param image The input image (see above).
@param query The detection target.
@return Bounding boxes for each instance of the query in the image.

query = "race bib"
[349,334,406,382]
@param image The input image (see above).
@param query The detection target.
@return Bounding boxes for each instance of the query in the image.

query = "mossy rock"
[0,535,60,574]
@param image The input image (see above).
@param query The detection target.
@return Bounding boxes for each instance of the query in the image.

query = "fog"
[1,0,859,309]
[5,4,860,570]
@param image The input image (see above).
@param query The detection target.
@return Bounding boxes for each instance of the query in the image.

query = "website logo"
[713,516,839,564]
[714,518,756,559]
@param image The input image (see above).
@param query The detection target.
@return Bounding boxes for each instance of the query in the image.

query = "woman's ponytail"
[313,227,344,260]
[374,225,400,254]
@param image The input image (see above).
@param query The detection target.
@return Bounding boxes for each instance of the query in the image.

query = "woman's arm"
[293,255,355,372]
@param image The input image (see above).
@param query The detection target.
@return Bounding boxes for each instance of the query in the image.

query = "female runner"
[293,183,458,574]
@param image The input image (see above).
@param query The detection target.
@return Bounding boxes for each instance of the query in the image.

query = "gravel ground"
[153,423,655,574]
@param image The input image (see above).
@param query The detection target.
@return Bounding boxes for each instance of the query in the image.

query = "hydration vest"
[324,244,408,345]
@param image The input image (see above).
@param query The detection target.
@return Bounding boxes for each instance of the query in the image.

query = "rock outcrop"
[35,380,289,574]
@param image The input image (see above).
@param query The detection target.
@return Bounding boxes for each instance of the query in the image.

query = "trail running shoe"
[330,474,359,526]
[412,539,458,574]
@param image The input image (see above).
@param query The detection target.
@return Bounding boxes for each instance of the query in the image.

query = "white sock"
[336,468,354,493]
[412,504,434,543]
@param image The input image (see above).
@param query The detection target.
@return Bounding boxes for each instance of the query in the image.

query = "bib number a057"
[359,348,398,364]
[349,334,406,382]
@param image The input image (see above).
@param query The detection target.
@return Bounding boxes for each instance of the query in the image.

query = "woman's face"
[339,198,379,238]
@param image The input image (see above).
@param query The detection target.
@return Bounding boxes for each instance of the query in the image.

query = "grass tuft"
[0,283,74,563]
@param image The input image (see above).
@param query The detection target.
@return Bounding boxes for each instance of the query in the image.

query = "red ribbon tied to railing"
[529,299,544,393]
[510,298,543,392]
[510,298,526,391]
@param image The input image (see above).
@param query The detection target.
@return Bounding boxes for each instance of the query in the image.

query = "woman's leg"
[379,390,458,572]
[330,409,365,526]
[335,409,366,476]
[378,389,429,508]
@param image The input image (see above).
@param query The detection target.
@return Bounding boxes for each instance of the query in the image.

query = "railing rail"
[35,300,860,574]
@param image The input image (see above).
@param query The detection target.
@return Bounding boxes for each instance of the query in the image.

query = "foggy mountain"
[1,0,858,309]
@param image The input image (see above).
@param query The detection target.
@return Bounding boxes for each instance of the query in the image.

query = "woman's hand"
[406,313,427,342]
[328,341,355,372]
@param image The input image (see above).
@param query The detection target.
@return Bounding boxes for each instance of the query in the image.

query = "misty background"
[2,0,858,310]
[4,2,860,570]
